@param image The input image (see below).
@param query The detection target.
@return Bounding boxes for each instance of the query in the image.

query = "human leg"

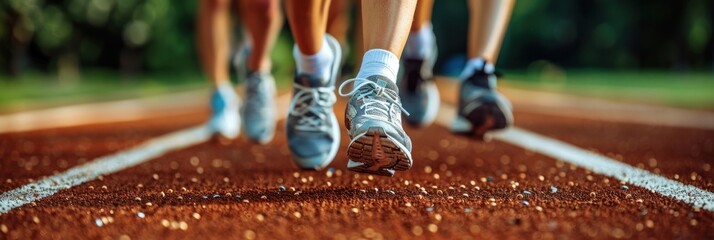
[467,0,514,62]
[452,0,515,138]
[197,0,240,139]
[338,0,418,176]
[399,0,439,127]
[327,0,351,48]
[237,0,283,143]
[284,0,343,170]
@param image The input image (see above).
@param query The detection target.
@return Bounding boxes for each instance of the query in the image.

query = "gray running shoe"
[209,85,240,139]
[286,34,342,170]
[399,32,439,127]
[451,58,513,139]
[242,71,276,144]
[338,76,413,176]
[233,38,251,83]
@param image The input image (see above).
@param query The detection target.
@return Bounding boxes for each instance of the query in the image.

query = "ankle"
[403,23,435,60]
[357,49,400,82]
[293,37,334,81]
[460,57,495,76]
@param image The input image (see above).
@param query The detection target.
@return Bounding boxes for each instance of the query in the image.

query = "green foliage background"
[1,0,712,78]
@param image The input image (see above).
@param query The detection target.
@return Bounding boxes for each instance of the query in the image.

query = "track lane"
[514,112,714,192]
[0,113,205,193]
[1,99,712,239]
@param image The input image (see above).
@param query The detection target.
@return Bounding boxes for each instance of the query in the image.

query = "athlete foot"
[451,58,513,139]
[286,35,342,170]
[242,71,277,144]
[339,76,413,177]
[209,83,240,139]
[399,32,440,127]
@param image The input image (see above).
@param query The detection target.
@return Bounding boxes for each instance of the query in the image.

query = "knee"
[202,0,231,12]
[244,0,280,18]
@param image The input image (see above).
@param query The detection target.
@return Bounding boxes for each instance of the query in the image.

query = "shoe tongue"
[294,74,329,87]
[365,75,398,92]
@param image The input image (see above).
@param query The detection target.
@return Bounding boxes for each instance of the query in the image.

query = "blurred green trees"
[1,0,197,79]
[1,0,712,80]
[434,0,713,73]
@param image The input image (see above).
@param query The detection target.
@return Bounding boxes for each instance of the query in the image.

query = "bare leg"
[361,0,417,57]
[197,0,232,86]
[400,0,439,127]
[238,0,283,72]
[338,0,418,177]
[467,0,515,62]
[403,0,435,59]
[453,0,516,139]
[284,0,343,171]
[327,0,351,45]
[410,0,434,32]
[198,0,240,140]
[285,0,331,55]
[353,0,364,67]
[354,0,417,81]
[237,0,281,144]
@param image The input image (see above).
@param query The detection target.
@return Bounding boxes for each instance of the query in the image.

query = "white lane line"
[0,94,292,215]
[5,92,712,214]
[496,128,714,211]
[0,124,213,214]
[436,103,714,211]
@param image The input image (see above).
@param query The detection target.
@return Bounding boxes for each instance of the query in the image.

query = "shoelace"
[338,78,410,120]
[289,84,336,131]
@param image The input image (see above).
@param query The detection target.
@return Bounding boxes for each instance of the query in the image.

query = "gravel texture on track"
[1,108,712,239]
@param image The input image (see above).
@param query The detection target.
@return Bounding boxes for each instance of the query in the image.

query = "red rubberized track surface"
[1,104,712,239]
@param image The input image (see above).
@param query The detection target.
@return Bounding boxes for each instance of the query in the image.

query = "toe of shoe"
[246,131,273,144]
[211,119,239,139]
[245,124,274,144]
[216,126,239,139]
[288,136,336,170]
[292,153,332,170]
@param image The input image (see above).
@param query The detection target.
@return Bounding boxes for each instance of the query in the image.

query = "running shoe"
[451,58,513,139]
[242,71,277,144]
[398,33,439,127]
[339,76,413,176]
[233,37,251,83]
[286,35,342,170]
[209,84,241,139]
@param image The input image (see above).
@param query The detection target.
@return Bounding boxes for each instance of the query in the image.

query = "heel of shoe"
[346,127,412,177]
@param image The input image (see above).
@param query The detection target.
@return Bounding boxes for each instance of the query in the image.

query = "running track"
[0,83,712,239]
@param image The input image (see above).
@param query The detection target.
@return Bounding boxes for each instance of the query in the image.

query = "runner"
[400,0,515,138]
[197,0,282,143]
[285,0,417,176]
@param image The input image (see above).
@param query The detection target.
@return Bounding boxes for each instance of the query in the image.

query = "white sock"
[357,49,400,83]
[459,57,495,80]
[293,37,334,82]
[403,23,435,60]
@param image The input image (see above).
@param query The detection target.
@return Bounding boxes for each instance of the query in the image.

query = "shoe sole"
[346,127,412,176]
